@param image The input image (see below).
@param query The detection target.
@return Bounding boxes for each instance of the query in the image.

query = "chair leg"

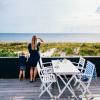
[79,85,93,100]
[39,83,53,98]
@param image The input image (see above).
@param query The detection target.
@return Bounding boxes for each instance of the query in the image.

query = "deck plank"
[0,78,100,100]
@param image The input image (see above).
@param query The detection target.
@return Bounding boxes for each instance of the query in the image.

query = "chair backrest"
[37,62,56,83]
[39,57,51,68]
[37,62,41,74]
[77,57,85,72]
[82,61,95,85]
[84,61,95,76]
[38,57,53,73]
[39,57,43,67]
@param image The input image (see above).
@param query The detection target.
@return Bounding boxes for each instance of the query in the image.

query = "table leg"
[57,75,78,100]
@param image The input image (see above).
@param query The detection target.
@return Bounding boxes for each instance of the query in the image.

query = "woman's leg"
[33,67,38,81]
[30,67,34,81]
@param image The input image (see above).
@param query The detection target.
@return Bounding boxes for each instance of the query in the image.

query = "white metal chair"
[39,57,53,74]
[72,57,86,86]
[72,61,95,99]
[92,67,97,87]
[37,62,57,98]
[73,56,86,73]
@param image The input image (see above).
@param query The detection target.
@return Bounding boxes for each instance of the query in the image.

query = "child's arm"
[25,53,30,62]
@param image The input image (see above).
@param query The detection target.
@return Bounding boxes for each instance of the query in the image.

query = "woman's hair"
[31,35,37,50]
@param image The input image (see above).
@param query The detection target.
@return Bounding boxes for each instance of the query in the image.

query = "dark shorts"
[20,66,26,70]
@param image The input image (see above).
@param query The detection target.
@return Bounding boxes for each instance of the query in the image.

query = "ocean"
[0,33,100,43]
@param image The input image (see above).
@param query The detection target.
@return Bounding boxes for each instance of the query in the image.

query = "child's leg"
[19,70,23,80]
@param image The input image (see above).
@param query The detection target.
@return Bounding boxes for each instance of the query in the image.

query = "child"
[18,52,27,80]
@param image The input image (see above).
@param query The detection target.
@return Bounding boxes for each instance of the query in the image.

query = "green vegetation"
[0,42,27,57]
[0,42,100,57]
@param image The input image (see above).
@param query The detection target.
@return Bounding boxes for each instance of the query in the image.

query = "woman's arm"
[37,37,44,43]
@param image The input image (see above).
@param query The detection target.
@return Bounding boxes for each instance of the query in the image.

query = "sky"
[0,0,100,33]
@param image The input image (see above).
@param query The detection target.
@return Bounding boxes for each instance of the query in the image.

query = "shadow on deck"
[0,78,100,100]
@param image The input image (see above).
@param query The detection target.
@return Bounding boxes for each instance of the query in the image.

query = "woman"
[28,35,44,82]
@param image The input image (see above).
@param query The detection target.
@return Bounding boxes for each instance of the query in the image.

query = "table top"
[52,59,80,75]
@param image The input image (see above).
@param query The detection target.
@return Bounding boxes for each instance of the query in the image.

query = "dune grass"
[0,42,100,57]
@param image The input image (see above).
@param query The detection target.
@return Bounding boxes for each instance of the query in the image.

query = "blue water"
[0,33,100,43]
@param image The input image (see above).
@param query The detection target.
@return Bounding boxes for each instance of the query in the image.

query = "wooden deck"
[0,78,100,100]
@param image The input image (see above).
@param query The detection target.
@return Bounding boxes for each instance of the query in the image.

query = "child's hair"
[21,52,25,55]
[19,51,25,56]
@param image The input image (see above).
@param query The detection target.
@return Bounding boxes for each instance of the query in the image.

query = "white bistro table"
[52,59,80,99]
